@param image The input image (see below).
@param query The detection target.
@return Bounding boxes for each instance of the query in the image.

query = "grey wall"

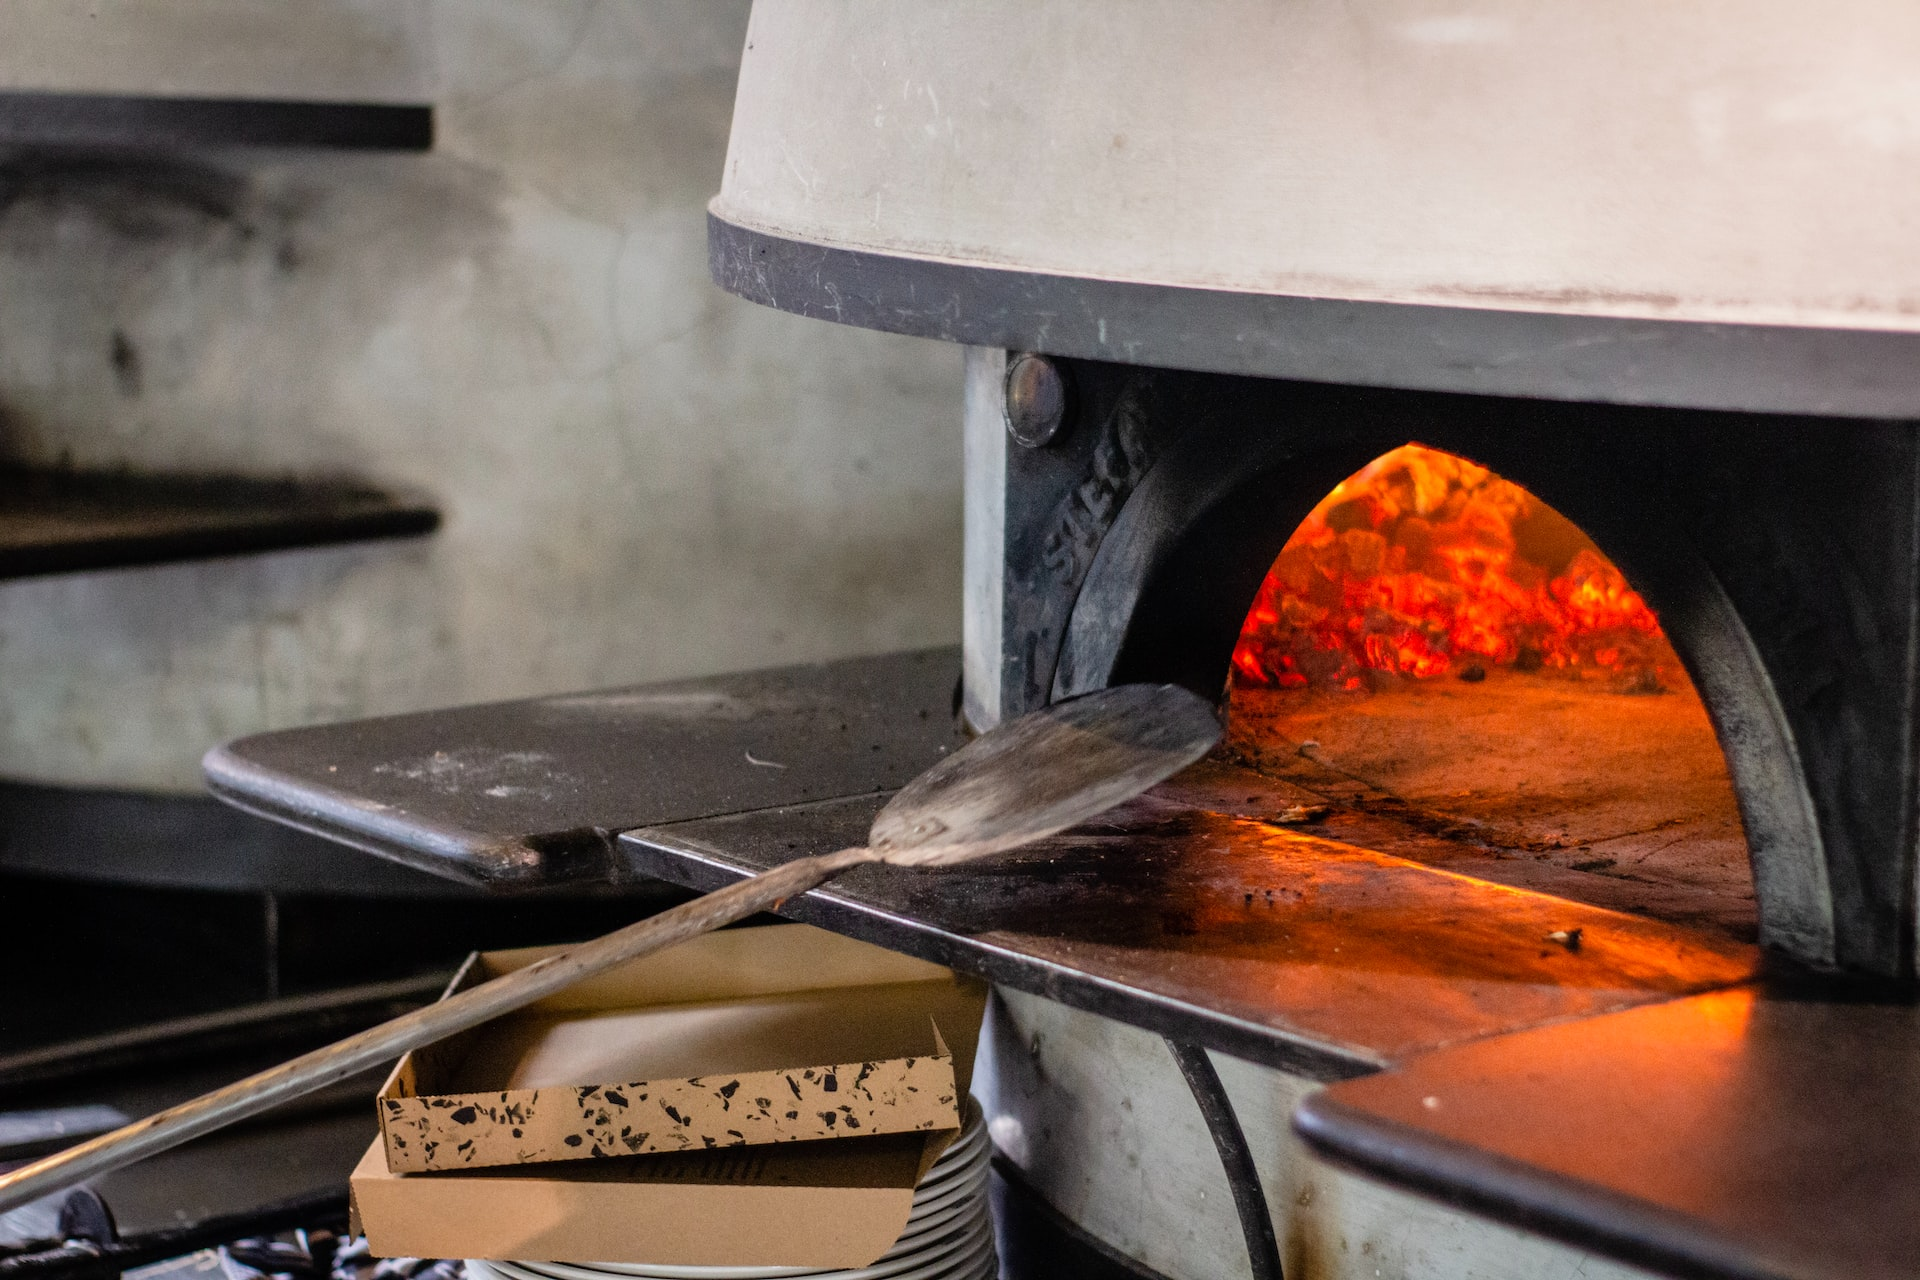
[0,0,963,794]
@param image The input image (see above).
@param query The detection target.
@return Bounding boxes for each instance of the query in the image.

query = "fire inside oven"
[1146,437,1754,944]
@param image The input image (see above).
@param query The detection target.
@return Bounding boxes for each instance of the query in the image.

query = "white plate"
[904,1158,979,1205]
[495,1220,983,1280]
[886,1199,978,1252]
[492,1189,988,1280]
[901,1180,985,1232]
[495,1256,823,1280]
[505,1214,980,1280]
[508,1258,829,1280]
[492,1218,994,1280]
[490,1259,823,1280]
[949,1246,998,1280]
[903,1162,988,1212]
[873,1206,987,1265]
[937,1237,997,1280]
[929,1121,989,1167]
[917,1138,991,1193]
[906,1167,989,1220]
[924,1115,988,1165]
[917,1142,988,1186]
[913,1135,987,1191]
[935,1118,988,1157]
[912,1141,987,1195]
[819,1219,994,1280]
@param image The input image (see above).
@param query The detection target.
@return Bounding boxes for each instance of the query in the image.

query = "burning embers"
[1231,444,1681,694]
[1222,444,1756,941]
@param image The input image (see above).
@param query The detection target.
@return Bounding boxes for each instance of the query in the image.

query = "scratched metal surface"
[204,648,965,889]
[617,776,1758,1080]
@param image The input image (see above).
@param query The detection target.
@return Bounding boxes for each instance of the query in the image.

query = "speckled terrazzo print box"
[376,923,986,1174]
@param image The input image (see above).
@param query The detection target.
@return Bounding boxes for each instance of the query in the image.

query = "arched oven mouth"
[1217,442,1754,951]
[974,353,1913,978]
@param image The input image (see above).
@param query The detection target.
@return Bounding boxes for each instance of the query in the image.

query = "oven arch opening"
[1051,382,1835,966]
[1221,442,1754,940]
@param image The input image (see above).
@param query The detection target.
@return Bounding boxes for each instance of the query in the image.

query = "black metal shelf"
[0,91,431,152]
[0,466,437,579]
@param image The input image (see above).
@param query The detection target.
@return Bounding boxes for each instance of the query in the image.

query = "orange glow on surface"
[1231,444,1680,692]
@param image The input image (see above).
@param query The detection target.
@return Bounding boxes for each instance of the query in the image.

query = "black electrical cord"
[1167,1038,1285,1280]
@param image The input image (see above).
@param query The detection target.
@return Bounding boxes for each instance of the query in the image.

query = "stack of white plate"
[467,1102,996,1280]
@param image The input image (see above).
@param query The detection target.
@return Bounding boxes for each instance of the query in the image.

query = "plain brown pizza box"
[347,1123,961,1267]
[374,924,984,1174]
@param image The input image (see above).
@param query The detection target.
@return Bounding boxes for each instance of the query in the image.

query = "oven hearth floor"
[1226,673,1754,940]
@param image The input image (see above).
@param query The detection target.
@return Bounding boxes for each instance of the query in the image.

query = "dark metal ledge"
[0,467,437,580]
[204,649,966,890]
[0,92,431,152]
[619,796,1383,1083]
[710,210,1920,421]
[1296,986,1920,1280]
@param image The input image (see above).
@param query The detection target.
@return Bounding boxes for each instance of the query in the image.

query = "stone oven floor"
[1223,672,1756,941]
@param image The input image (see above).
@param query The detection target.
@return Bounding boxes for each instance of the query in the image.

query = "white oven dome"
[713,0,1920,416]
[718,0,1920,329]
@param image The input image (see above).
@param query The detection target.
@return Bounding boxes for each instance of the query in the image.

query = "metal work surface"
[618,779,1756,1079]
[0,468,437,581]
[711,214,1920,421]
[0,91,430,150]
[205,649,965,887]
[1294,984,1920,1280]
[204,648,1755,1078]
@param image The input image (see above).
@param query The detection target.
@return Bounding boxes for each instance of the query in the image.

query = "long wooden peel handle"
[0,847,874,1214]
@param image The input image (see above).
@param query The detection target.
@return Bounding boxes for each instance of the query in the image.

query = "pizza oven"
[195,5,1920,1279]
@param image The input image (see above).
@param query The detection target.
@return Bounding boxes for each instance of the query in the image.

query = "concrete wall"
[0,0,963,794]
